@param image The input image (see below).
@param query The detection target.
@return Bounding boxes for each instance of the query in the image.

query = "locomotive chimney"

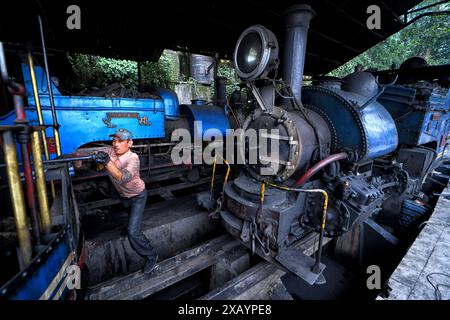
[283,4,315,105]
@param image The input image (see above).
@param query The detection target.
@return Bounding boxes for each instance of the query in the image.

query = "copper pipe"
[27,52,56,198]
[293,152,348,187]
[31,130,51,234]
[2,131,32,265]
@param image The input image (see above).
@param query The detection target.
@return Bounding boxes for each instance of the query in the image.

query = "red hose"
[21,143,41,244]
[293,152,348,188]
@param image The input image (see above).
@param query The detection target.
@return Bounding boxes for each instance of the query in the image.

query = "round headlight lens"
[233,25,279,81]
[236,32,262,74]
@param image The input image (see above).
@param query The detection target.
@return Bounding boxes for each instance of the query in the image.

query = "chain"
[250,216,271,256]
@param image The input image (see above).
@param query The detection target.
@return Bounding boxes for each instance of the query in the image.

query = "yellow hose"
[223,158,231,186]
[260,181,265,204]
[210,156,217,193]
[211,154,232,193]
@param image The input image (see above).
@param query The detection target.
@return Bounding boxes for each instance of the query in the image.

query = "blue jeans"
[114,189,156,259]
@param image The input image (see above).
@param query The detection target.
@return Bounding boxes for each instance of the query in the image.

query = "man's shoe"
[143,255,158,274]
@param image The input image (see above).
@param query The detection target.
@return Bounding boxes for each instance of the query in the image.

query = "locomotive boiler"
[219,4,450,285]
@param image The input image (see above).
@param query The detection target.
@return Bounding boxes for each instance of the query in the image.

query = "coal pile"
[77,83,160,99]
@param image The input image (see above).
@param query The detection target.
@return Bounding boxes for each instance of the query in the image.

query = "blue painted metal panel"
[180,104,231,140]
[1,231,72,300]
[302,88,361,151]
[0,65,166,157]
[156,88,180,120]
[22,63,62,96]
[302,86,398,161]
[360,100,399,158]
[379,85,450,153]
[191,99,207,106]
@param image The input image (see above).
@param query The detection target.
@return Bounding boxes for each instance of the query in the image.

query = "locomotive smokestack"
[283,4,315,105]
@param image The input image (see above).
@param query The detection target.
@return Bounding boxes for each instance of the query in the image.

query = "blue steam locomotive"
[0,64,231,159]
[218,4,450,285]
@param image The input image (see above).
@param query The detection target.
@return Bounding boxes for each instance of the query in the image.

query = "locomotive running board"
[274,248,326,285]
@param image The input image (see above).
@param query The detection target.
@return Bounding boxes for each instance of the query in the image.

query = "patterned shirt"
[103,146,146,198]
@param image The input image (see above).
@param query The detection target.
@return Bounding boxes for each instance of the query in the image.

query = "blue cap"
[109,128,133,140]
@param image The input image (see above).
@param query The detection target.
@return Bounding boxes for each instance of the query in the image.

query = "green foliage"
[217,60,240,96]
[141,50,179,91]
[67,54,105,88]
[328,0,450,78]
[97,58,138,88]
[68,49,178,91]
[68,54,138,88]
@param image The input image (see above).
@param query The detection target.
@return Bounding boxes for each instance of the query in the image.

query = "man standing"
[93,128,158,274]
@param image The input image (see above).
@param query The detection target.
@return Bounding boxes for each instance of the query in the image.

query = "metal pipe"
[53,125,62,158]
[1,41,27,123]
[31,130,51,234]
[43,155,93,163]
[0,42,23,94]
[27,52,56,198]
[10,80,42,245]
[20,139,41,244]
[38,15,62,157]
[2,131,32,265]
[27,53,47,139]
[282,4,315,105]
[293,152,348,187]
[9,77,43,247]
[0,155,97,168]
[0,42,8,83]
[214,76,227,107]
[12,95,27,124]
[1,40,36,261]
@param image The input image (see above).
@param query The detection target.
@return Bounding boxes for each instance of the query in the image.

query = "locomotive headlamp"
[233,25,279,81]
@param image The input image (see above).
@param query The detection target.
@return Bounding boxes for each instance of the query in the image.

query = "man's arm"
[93,150,138,184]
[106,155,138,184]
[105,161,123,181]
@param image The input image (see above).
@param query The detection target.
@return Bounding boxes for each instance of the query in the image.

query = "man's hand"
[93,151,110,165]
